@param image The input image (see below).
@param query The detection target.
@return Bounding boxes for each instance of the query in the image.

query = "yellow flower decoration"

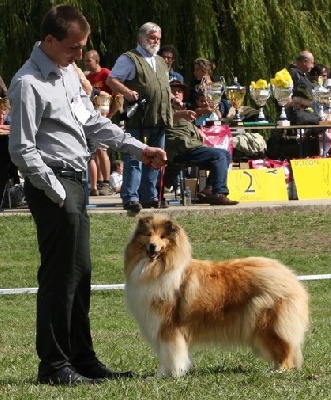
[251,79,268,89]
[270,68,293,88]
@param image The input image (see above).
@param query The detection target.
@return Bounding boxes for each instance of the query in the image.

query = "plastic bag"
[201,125,233,154]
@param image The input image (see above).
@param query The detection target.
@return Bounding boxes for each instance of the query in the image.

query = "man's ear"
[44,34,56,46]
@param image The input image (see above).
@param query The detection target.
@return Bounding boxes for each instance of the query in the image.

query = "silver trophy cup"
[249,84,271,122]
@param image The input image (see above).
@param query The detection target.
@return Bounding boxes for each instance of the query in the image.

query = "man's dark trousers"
[24,176,96,375]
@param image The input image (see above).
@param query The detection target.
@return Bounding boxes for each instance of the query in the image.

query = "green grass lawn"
[0,210,330,399]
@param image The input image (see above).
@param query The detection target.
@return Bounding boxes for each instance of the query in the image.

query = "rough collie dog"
[124,215,309,378]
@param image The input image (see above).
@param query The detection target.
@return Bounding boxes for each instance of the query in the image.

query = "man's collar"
[31,42,63,79]
[293,66,306,76]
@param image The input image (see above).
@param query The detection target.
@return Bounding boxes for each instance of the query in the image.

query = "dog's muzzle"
[146,243,159,260]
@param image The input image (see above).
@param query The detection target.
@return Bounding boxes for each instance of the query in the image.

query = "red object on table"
[201,124,233,155]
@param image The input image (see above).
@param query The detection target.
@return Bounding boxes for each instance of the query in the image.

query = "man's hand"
[125,90,139,102]
[142,146,167,170]
[173,109,196,122]
[196,127,206,140]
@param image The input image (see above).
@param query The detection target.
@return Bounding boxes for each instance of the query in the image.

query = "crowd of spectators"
[1,19,331,210]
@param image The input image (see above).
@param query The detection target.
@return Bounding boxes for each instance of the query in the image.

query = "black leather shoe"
[75,360,134,379]
[37,366,101,385]
[123,201,142,212]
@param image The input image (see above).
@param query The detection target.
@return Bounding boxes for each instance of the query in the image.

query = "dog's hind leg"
[254,325,302,370]
[291,345,303,369]
[268,335,304,370]
[156,332,191,378]
[253,298,307,370]
[252,333,296,370]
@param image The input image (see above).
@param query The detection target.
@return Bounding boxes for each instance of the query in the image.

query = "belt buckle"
[76,171,82,182]
[75,171,83,182]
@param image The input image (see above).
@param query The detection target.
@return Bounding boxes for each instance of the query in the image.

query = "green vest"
[165,118,205,163]
[124,50,173,129]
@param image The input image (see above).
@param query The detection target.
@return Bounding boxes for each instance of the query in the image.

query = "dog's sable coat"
[124,215,309,377]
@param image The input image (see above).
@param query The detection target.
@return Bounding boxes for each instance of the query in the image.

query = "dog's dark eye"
[160,235,165,239]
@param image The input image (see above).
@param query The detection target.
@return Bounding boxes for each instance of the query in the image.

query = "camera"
[119,96,147,121]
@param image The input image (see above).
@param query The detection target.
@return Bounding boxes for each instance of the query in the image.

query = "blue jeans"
[121,127,165,204]
[165,147,231,195]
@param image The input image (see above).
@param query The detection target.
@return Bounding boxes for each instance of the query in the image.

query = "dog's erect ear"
[138,216,152,225]
[165,219,181,236]
[136,216,153,233]
[138,215,154,226]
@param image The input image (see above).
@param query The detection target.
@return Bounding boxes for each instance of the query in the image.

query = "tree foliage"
[0,0,330,92]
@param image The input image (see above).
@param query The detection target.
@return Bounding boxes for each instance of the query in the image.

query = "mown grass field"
[0,210,330,399]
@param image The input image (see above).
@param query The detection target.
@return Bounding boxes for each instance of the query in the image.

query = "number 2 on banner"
[228,169,288,202]
[243,171,255,193]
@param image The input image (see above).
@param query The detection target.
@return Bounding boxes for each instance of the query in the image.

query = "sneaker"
[123,201,142,212]
[99,183,114,196]
[207,194,239,206]
[164,186,173,193]
[75,360,134,380]
[89,189,99,196]
[37,366,101,386]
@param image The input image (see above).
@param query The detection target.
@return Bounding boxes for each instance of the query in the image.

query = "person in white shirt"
[109,159,123,193]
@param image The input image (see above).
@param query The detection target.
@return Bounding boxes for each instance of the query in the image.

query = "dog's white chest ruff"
[125,259,184,346]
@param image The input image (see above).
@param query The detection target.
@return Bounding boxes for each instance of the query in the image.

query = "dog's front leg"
[156,333,192,378]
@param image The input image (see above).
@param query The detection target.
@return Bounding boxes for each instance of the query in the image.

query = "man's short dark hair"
[158,45,179,59]
[40,5,90,41]
[310,63,328,76]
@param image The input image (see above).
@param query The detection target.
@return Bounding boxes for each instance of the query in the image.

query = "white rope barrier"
[0,275,330,295]
[0,284,124,295]
[297,274,331,281]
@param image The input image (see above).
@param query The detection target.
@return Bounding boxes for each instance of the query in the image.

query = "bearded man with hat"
[164,80,238,206]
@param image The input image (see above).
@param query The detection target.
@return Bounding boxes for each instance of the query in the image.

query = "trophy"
[312,79,329,121]
[205,76,226,122]
[272,85,293,126]
[324,79,331,121]
[93,94,112,116]
[249,84,270,122]
[226,85,246,124]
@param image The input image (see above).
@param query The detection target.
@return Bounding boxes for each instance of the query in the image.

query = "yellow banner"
[228,168,288,202]
[291,158,331,199]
